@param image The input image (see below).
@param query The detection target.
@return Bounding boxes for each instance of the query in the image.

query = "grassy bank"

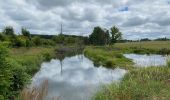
[114,41,170,54]
[84,46,133,69]
[94,66,170,100]
[93,41,170,100]
[0,47,56,99]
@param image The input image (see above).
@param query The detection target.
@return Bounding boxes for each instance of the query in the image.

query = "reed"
[20,80,60,100]
[167,56,170,67]
[21,80,48,100]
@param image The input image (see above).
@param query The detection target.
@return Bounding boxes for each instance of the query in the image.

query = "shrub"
[14,36,27,47]
[0,44,12,99]
[32,36,43,46]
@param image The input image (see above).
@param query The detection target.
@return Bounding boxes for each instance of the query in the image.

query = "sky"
[0,0,170,40]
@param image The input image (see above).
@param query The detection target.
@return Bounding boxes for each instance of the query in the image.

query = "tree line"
[0,26,85,47]
[0,25,122,47]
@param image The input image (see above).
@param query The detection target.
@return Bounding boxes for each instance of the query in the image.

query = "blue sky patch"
[119,6,129,12]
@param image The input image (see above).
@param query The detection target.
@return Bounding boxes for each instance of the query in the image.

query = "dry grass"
[20,80,59,100]
[21,80,49,100]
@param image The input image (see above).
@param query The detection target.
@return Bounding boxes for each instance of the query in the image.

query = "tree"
[104,29,111,45]
[3,26,15,36]
[89,26,110,45]
[110,26,122,44]
[21,28,31,39]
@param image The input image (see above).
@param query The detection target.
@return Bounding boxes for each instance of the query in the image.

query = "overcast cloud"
[0,0,170,39]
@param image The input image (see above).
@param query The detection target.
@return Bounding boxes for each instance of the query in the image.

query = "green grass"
[94,67,170,100]
[114,41,170,54]
[84,46,133,69]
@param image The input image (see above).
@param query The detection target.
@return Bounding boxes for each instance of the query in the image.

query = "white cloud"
[0,0,170,39]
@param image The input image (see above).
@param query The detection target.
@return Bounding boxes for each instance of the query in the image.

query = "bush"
[42,39,55,46]
[14,36,27,47]
[32,36,43,46]
[7,58,30,96]
[42,52,52,61]
[0,44,12,99]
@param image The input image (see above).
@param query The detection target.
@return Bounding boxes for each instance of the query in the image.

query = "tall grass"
[167,56,170,67]
[20,80,60,100]
[21,80,48,100]
[94,67,170,100]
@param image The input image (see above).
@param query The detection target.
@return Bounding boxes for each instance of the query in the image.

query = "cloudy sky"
[0,0,170,39]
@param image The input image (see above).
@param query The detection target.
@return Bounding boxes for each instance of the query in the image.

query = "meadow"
[114,41,170,54]
[91,41,170,100]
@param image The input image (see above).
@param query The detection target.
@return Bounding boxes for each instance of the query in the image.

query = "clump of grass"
[94,67,170,100]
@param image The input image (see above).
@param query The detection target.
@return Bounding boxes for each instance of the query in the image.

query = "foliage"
[0,44,12,99]
[52,34,84,45]
[52,34,65,44]
[14,36,27,47]
[89,27,110,45]
[88,26,122,45]
[32,36,43,46]
[2,26,15,36]
[21,28,31,39]
[0,47,56,99]
[0,33,6,41]
[110,26,122,44]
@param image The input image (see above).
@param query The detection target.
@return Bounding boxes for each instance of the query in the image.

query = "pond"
[124,54,168,67]
[31,55,127,100]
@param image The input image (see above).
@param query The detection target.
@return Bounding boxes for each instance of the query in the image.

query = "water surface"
[124,54,167,67]
[31,55,126,100]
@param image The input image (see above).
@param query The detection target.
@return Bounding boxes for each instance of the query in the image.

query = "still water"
[31,55,126,100]
[124,54,167,67]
